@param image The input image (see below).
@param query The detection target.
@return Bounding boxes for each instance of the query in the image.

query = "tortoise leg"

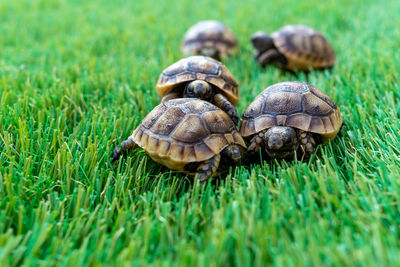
[256,48,288,67]
[213,93,239,126]
[297,130,317,160]
[196,154,221,183]
[161,89,181,103]
[247,131,266,154]
[112,137,137,162]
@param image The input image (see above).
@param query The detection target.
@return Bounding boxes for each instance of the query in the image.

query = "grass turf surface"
[1,0,400,265]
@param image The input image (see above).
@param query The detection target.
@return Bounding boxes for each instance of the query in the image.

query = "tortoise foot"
[196,154,221,183]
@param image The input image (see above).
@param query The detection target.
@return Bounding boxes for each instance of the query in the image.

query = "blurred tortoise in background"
[181,20,238,60]
[113,98,246,183]
[239,81,342,160]
[156,56,240,125]
[251,25,336,71]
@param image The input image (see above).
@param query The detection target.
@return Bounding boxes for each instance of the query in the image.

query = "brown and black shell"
[272,25,336,71]
[181,20,238,58]
[240,81,342,140]
[130,98,246,171]
[156,56,239,106]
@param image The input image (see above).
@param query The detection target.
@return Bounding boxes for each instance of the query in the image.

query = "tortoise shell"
[181,20,238,58]
[240,82,342,140]
[272,25,336,71]
[131,98,246,171]
[156,56,239,105]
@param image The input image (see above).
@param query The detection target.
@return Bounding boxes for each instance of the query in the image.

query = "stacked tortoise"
[240,81,342,159]
[251,25,336,71]
[181,20,238,60]
[156,56,240,125]
[113,98,246,183]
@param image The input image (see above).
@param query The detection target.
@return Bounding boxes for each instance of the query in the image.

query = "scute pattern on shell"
[181,20,237,57]
[271,25,336,70]
[240,82,342,140]
[131,98,246,171]
[156,56,239,106]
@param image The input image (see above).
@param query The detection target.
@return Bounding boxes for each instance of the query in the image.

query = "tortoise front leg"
[196,154,221,183]
[161,89,181,103]
[256,48,288,67]
[112,137,137,162]
[213,93,239,126]
[297,130,316,160]
[247,131,266,154]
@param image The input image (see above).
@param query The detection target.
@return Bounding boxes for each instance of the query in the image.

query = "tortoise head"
[263,126,297,159]
[251,31,274,52]
[200,48,219,60]
[220,144,242,166]
[184,80,214,102]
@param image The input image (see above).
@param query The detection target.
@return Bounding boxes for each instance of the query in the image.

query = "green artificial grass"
[1,0,400,265]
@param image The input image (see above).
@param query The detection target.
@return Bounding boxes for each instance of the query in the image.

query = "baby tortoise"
[181,20,238,60]
[239,81,342,160]
[113,98,246,183]
[156,56,240,125]
[251,25,336,71]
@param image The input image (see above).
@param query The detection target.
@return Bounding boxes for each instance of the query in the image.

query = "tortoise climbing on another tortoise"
[113,98,246,183]
[251,25,336,71]
[239,81,342,160]
[156,56,240,125]
[181,20,238,60]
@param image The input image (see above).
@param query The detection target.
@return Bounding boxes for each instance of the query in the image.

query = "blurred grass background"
[1,0,400,265]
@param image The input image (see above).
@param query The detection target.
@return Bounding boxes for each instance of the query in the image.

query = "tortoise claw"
[221,101,239,125]
[225,105,239,126]
[230,113,239,126]
[195,154,221,184]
